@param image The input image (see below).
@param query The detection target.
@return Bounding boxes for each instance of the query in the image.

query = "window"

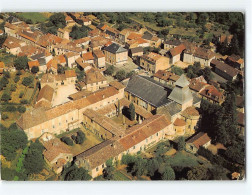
[59,122,61,126]
[96,167,99,172]
[146,139,148,143]
[133,146,136,149]
[66,120,68,123]
[102,164,104,168]
[156,133,158,136]
[72,117,73,121]
[52,125,55,128]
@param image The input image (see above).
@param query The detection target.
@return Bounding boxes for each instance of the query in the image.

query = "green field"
[17,13,48,23]
[113,171,131,181]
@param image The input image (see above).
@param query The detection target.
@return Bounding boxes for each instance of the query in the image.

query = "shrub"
[14,76,20,83]
[20,99,28,104]
[10,84,17,92]
[5,105,17,112]
[17,106,26,113]
[61,136,74,146]
[115,70,126,81]
[1,113,8,120]
[1,93,11,102]
[19,91,24,98]
[177,136,185,151]
[22,76,34,87]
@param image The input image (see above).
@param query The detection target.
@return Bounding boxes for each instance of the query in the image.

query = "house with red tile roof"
[82,52,94,64]
[186,132,211,153]
[140,52,170,73]
[93,49,105,70]
[28,60,40,70]
[167,44,186,64]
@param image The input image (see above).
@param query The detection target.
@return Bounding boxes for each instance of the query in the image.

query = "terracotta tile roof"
[76,57,92,69]
[154,70,175,82]
[47,55,66,70]
[142,52,162,63]
[186,132,211,149]
[88,28,101,37]
[73,37,91,45]
[98,24,109,31]
[65,69,76,78]
[0,61,5,69]
[3,36,22,49]
[199,85,224,103]
[236,96,244,108]
[93,49,105,58]
[189,78,208,92]
[127,32,142,40]
[109,81,125,90]
[83,109,125,136]
[220,34,233,43]
[19,45,44,57]
[17,86,120,130]
[4,22,17,30]
[76,138,124,169]
[28,60,40,69]
[173,118,186,126]
[37,85,54,103]
[82,52,94,61]
[120,28,134,36]
[119,114,171,150]
[211,59,239,78]
[85,68,106,84]
[169,44,186,57]
[181,106,200,117]
[41,137,72,163]
[64,52,79,58]
[34,100,52,109]
[68,90,93,101]
[41,73,55,84]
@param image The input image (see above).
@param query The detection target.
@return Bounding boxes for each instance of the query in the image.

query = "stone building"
[140,52,170,74]
[185,132,211,154]
[104,43,128,65]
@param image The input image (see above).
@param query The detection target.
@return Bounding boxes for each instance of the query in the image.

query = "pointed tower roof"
[174,74,190,88]
[168,74,193,105]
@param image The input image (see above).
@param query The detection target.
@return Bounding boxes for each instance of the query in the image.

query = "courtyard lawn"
[165,151,204,167]
[16,13,48,23]
[1,111,22,128]
[57,126,103,156]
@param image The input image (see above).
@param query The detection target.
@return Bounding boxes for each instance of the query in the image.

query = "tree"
[146,158,159,177]
[104,65,115,76]
[19,91,24,98]
[132,157,148,177]
[17,106,26,113]
[1,124,28,161]
[171,66,184,76]
[187,165,210,180]
[0,34,7,47]
[229,34,240,55]
[23,140,44,174]
[61,136,74,146]
[103,159,115,180]
[3,70,10,78]
[1,92,11,102]
[57,64,65,74]
[115,70,126,81]
[64,165,91,181]
[200,67,213,82]
[5,105,16,112]
[76,69,85,81]
[49,13,66,28]
[224,142,245,165]
[129,103,135,121]
[161,165,175,180]
[1,113,8,120]
[14,75,20,83]
[10,84,17,92]
[177,136,185,151]
[72,130,85,144]
[31,66,39,74]
[14,56,29,70]
[70,25,89,39]
[22,76,34,87]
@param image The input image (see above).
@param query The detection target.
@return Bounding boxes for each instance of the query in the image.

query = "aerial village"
[0,12,245,181]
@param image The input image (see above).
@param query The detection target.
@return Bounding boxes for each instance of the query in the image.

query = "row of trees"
[104,65,136,81]
[40,13,66,35]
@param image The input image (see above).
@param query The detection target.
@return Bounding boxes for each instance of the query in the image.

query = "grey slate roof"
[31,53,46,66]
[192,92,201,105]
[142,31,153,40]
[174,74,190,88]
[104,43,127,54]
[157,101,182,118]
[168,75,193,105]
[125,75,172,107]
[130,47,143,54]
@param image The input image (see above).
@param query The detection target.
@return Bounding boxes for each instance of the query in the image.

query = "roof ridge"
[137,75,165,89]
